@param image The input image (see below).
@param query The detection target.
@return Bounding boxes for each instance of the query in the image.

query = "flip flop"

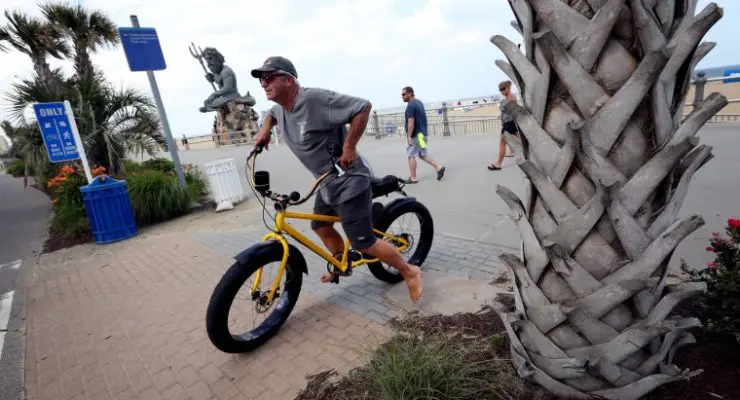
[487,165,502,171]
[404,178,418,184]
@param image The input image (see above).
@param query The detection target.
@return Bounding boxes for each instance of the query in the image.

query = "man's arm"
[406,116,414,142]
[258,114,276,136]
[343,102,372,153]
[255,113,276,147]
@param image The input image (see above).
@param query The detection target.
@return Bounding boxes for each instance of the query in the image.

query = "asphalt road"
[0,174,51,400]
[146,124,740,270]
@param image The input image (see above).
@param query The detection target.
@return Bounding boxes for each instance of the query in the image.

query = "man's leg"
[311,195,347,282]
[419,148,445,180]
[406,144,419,183]
[407,156,418,182]
[340,189,422,302]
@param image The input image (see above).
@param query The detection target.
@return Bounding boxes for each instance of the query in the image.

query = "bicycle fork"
[251,232,290,304]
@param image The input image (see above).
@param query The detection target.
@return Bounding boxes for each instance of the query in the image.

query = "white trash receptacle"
[204,158,246,212]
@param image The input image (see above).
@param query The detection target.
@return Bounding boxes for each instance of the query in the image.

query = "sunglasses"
[259,72,290,84]
[499,87,507,92]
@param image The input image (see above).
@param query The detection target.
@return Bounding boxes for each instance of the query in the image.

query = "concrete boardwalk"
[22,124,740,400]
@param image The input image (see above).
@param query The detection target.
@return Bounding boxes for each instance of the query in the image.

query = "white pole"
[64,100,93,183]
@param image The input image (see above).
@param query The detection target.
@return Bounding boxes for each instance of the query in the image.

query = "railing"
[179,131,256,149]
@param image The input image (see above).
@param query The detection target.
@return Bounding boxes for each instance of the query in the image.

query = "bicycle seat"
[371,175,403,198]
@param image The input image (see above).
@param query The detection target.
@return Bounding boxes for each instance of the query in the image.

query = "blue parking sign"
[33,102,80,163]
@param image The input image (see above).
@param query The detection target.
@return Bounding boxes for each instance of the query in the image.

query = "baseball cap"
[250,56,298,79]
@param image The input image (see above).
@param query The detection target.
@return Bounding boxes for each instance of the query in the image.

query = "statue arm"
[208,69,237,98]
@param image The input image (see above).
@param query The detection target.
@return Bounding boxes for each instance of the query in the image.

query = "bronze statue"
[195,47,255,112]
[189,43,258,145]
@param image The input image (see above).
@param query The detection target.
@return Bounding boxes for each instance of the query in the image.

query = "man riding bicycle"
[250,56,422,303]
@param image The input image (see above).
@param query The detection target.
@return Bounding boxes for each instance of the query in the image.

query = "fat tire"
[368,200,434,283]
[206,242,303,353]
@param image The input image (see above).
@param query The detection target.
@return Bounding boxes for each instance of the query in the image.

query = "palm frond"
[1,9,69,59]
[3,70,70,123]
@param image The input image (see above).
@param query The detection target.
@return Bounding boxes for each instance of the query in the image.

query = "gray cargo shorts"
[311,186,377,251]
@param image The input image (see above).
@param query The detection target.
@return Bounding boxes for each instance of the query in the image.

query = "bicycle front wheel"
[206,241,304,353]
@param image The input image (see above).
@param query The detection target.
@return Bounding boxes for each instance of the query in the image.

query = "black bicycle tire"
[206,242,303,353]
[368,200,434,283]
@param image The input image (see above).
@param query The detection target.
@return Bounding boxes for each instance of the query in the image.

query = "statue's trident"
[189,42,217,91]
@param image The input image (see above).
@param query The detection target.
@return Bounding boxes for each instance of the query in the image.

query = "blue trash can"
[80,175,137,244]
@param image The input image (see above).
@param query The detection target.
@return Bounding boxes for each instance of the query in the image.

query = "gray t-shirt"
[269,87,373,204]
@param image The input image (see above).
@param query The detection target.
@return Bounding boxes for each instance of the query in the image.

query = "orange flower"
[91,165,107,177]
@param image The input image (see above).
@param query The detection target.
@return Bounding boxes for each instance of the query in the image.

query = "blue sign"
[723,69,740,84]
[33,102,80,163]
[118,27,166,72]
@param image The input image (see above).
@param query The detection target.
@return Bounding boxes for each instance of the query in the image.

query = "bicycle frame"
[253,210,410,304]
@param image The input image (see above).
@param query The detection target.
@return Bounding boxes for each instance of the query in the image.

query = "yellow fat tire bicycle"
[205,144,434,353]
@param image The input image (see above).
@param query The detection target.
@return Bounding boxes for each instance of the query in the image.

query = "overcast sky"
[1,0,737,139]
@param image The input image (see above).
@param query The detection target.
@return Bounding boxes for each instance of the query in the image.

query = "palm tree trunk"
[31,54,55,87]
[492,1,726,399]
[73,41,94,79]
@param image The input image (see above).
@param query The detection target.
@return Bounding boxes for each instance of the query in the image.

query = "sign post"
[118,16,187,189]
[33,101,93,183]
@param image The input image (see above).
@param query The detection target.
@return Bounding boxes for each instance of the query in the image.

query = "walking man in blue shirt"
[402,87,445,184]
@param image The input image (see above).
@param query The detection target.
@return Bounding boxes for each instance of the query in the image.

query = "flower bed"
[42,159,209,252]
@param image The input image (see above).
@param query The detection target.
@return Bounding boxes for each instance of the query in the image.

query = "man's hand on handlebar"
[338,145,358,169]
[254,131,271,150]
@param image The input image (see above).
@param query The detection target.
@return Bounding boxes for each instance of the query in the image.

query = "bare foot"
[404,265,423,303]
[320,271,336,283]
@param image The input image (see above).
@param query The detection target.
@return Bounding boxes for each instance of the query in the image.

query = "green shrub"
[682,217,740,343]
[6,159,25,177]
[184,164,208,201]
[356,335,532,400]
[46,164,91,236]
[122,159,144,175]
[141,157,175,173]
[127,170,190,225]
[51,201,90,237]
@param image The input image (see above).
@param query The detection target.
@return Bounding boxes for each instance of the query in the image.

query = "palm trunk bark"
[31,54,55,87]
[493,1,726,399]
[73,41,94,80]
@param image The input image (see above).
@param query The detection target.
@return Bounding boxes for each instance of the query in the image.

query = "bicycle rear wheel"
[206,241,304,353]
[369,200,434,283]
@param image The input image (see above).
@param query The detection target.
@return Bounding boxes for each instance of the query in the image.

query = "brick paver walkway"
[23,206,510,400]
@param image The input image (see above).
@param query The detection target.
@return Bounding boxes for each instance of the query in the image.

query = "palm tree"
[1,120,50,188]
[5,71,164,176]
[72,72,164,174]
[39,2,119,80]
[491,1,726,399]
[0,10,68,86]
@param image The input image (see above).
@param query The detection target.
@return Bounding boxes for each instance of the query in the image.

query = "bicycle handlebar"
[246,144,334,208]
